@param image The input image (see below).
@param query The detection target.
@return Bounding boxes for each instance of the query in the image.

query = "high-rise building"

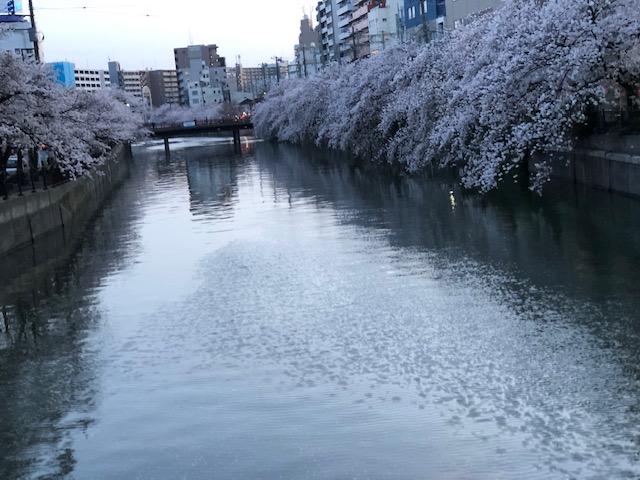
[294,14,322,77]
[335,0,353,61]
[141,70,180,108]
[174,44,227,107]
[350,0,371,59]
[317,0,340,64]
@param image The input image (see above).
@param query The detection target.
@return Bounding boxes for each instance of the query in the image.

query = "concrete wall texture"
[0,144,131,256]
[531,134,640,197]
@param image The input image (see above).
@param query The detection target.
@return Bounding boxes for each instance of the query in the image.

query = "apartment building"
[317,0,340,64]
[174,44,227,107]
[368,0,403,55]
[74,69,111,91]
[141,70,180,108]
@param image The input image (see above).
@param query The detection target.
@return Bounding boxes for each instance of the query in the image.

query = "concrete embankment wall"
[0,143,131,256]
[531,133,640,197]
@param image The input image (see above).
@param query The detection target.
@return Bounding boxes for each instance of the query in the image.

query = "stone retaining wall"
[530,134,640,197]
[0,144,131,256]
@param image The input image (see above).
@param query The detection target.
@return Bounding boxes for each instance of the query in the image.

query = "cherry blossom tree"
[254,0,640,193]
[0,53,146,180]
[150,103,224,125]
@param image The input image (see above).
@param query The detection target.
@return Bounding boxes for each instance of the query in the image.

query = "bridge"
[149,119,254,150]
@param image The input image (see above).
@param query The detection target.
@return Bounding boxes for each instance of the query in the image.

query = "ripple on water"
[89,228,639,480]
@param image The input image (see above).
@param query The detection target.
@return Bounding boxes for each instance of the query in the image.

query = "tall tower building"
[316,0,340,64]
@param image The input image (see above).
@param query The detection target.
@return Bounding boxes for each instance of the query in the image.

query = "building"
[403,0,445,42]
[141,70,180,108]
[335,0,354,61]
[108,61,124,88]
[368,0,404,55]
[174,44,228,107]
[444,0,501,30]
[74,69,111,91]
[122,70,143,100]
[317,0,340,64]
[48,61,76,87]
[293,14,322,77]
[0,14,38,60]
[236,62,289,98]
[350,0,371,59]
[107,61,143,100]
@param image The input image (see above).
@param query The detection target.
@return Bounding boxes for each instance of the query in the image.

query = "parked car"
[5,155,24,178]
[5,152,43,179]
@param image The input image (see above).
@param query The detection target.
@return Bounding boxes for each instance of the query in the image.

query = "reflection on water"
[0,138,639,479]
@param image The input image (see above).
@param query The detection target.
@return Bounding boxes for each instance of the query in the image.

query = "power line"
[34,6,167,17]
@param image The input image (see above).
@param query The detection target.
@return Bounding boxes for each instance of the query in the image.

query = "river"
[1,137,639,479]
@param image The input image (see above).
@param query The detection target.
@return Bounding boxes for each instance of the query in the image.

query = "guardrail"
[148,117,252,131]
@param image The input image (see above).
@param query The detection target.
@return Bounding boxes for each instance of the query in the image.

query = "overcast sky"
[30,0,315,70]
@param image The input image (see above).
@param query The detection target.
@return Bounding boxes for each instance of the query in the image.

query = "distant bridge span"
[149,119,254,150]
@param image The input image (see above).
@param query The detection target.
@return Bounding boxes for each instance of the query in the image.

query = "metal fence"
[0,163,67,201]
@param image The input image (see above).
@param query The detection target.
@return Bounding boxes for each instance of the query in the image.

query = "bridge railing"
[149,116,253,131]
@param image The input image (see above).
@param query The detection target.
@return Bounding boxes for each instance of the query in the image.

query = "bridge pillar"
[232,129,241,151]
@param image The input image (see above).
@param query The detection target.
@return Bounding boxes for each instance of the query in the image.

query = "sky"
[27,0,315,70]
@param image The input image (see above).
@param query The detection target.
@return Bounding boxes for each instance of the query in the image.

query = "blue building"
[48,61,77,88]
[403,0,445,42]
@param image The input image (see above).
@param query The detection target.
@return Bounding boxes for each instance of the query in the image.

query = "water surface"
[1,137,639,479]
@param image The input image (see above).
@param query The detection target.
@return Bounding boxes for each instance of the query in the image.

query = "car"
[5,153,41,179]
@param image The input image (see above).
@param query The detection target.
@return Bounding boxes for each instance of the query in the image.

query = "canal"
[1,137,639,479]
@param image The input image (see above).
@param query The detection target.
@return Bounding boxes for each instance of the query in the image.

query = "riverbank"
[0,144,132,257]
[531,133,640,197]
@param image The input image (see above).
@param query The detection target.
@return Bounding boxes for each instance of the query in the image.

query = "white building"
[368,0,403,55]
[122,70,143,100]
[74,69,111,91]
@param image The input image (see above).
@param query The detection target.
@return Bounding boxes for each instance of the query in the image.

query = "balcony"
[337,4,352,16]
[338,15,352,28]
[352,5,369,20]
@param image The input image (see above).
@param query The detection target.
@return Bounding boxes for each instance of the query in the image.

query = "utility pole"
[351,27,357,61]
[28,0,41,62]
[420,0,428,43]
[274,56,282,83]
[302,45,308,77]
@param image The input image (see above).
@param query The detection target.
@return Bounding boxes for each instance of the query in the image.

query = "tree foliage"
[150,103,224,125]
[0,53,146,179]
[254,0,640,192]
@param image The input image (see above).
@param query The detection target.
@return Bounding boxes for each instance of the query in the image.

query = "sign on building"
[2,1,23,14]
